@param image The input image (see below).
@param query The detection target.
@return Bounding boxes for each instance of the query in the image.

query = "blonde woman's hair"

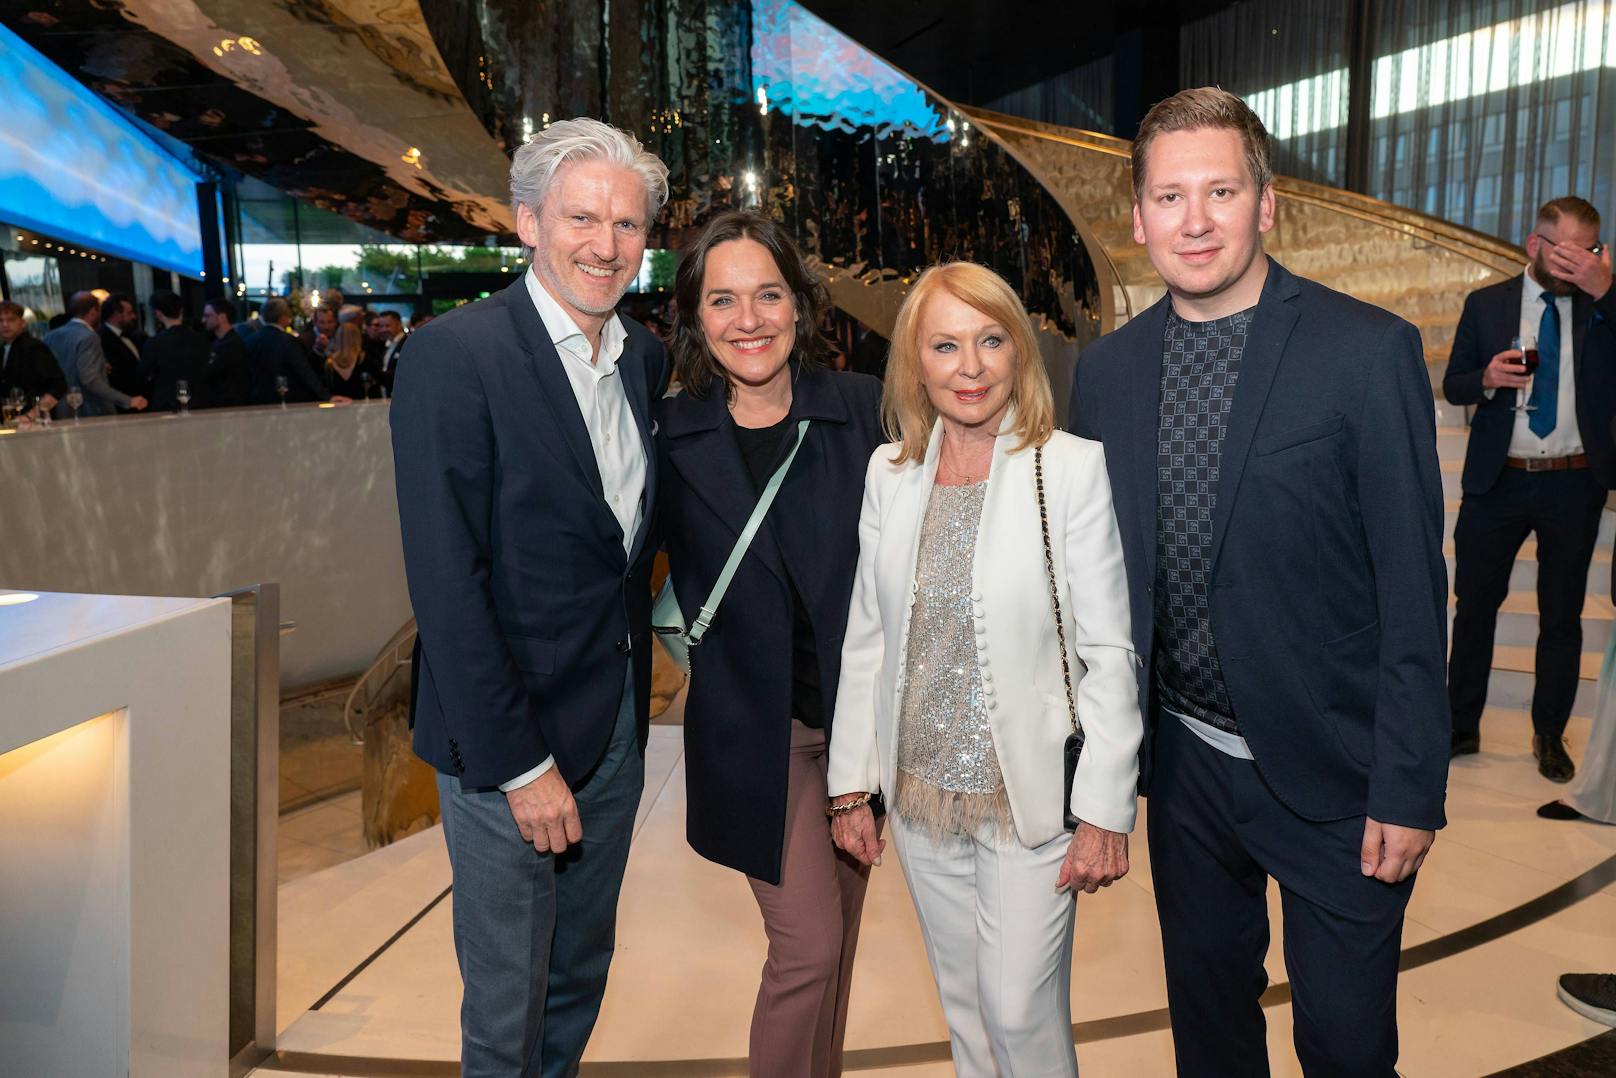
[881,262,1055,464]
[328,321,363,371]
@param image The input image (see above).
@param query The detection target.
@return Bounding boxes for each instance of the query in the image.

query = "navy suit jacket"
[656,366,884,883]
[1070,258,1450,830]
[1441,274,1616,494]
[391,278,669,789]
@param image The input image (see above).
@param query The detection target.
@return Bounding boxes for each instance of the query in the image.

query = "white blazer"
[828,416,1143,846]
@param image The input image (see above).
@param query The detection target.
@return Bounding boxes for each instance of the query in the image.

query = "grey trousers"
[437,665,643,1078]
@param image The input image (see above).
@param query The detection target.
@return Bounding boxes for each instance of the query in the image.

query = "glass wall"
[1177,0,1615,240]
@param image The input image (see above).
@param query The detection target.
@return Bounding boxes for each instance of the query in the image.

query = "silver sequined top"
[893,480,1010,839]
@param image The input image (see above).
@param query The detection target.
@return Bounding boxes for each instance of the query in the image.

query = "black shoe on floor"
[1533,735,1576,783]
[1537,800,1585,821]
[1557,973,1616,1027]
[1450,730,1481,758]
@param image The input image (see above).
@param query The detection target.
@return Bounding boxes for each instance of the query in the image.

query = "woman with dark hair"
[656,210,885,1077]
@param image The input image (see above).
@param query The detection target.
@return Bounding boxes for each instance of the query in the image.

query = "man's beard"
[537,249,628,315]
[1534,252,1579,296]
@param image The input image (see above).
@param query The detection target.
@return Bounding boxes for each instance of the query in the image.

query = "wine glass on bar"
[361,370,373,400]
[1511,335,1538,413]
[176,379,191,416]
[275,375,290,408]
[65,385,84,424]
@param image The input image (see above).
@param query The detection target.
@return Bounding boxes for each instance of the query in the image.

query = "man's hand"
[1058,820,1129,894]
[828,797,884,866]
[1544,239,1613,300]
[1482,348,1531,390]
[506,766,581,855]
[329,395,354,405]
[129,396,149,411]
[1360,818,1434,884]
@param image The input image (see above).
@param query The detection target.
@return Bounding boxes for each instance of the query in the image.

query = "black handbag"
[1035,447,1085,832]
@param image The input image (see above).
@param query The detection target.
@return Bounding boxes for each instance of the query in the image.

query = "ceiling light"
[402,147,422,169]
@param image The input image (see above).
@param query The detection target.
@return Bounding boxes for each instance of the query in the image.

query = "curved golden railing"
[963,107,1525,385]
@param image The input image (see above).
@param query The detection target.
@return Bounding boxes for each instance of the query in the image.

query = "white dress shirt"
[1509,267,1581,458]
[382,332,405,372]
[501,268,647,792]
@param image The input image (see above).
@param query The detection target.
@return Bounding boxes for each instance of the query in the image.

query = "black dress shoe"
[1557,973,1616,1027]
[1532,735,1576,783]
[1450,730,1480,757]
[1537,800,1585,821]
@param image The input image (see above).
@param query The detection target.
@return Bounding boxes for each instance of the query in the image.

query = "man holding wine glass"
[1444,196,1616,781]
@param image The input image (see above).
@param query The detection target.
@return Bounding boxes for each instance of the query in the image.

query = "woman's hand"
[829,796,885,866]
[1058,820,1128,894]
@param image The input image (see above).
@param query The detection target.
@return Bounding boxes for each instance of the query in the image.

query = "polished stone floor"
[253,420,1616,1076]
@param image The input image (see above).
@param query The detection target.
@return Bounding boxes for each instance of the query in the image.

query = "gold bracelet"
[825,792,872,817]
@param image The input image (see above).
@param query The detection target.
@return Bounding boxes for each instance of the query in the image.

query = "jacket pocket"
[1253,413,1345,457]
[507,634,556,675]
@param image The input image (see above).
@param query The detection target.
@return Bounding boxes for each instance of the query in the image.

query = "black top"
[206,329,252,408]
[1154,306,1254,736]
[324,355,384,399]
[732,415,823,730]
[1,333,68,407]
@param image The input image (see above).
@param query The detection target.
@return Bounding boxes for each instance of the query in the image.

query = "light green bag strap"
[688,419,810,645]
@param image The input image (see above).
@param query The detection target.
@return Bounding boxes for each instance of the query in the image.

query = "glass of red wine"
[1511,335,1538,413]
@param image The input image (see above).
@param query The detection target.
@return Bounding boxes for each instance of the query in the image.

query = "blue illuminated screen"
[751,0,949,140]
[0,24,205,277]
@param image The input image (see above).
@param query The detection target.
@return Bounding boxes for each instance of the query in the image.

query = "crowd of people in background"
[0,285,432,426]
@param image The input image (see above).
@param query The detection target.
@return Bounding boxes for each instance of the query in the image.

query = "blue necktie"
[1529,293,1560,438]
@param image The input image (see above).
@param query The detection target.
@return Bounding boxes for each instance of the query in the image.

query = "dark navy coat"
[657,365,884,883]
[391,278,668,789]
[1442,274,1616,495]
[1071,258,1451,831]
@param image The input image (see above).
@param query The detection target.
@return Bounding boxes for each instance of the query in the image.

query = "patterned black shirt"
[1154,305,1255,734]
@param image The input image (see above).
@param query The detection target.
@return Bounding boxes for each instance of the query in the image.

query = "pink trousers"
[745,720,877,1078]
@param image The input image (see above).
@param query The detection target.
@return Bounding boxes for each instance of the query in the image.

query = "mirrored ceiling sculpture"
[418,0,1102,343]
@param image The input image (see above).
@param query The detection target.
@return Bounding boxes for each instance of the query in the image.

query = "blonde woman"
[322,321,382,399]
[827,262,1142,1076]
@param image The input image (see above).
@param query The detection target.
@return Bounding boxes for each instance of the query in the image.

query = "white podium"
[0,590,232,1077]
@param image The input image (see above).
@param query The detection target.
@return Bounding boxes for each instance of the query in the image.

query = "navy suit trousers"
[437,662,643,1078]
[1148,714,1413,1078]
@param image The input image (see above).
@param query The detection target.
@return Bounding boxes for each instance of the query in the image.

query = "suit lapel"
[506,281,608,502]
[666,385,790,587]
[620,333,658,565]
[1207,259,1302,572]
[1126,297,1171,586]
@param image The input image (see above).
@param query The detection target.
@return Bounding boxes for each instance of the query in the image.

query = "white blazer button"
[971,590,983,602]
[974,622,987,635]
[988,699,999,711]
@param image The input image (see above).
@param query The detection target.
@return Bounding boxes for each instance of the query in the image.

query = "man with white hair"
[391,118,670,1076]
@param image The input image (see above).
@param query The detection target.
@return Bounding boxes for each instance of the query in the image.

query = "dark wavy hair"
[669,210,830,400]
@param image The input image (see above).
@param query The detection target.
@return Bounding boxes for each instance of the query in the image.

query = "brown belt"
[1505,453,1588,472]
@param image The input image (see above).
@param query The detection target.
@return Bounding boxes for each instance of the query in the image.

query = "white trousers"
[891,811,1079,1077]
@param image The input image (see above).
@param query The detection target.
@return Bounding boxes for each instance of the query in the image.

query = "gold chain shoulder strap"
[1035,447,1078,735]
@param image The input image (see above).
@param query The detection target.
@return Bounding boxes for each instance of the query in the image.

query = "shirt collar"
[525,267,626,374]
[1523,266,1566,306]
[71,317,93,330]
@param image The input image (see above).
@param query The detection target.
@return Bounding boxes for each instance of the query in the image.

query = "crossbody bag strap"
[1035,447,1079,734]
[687,418,810,645]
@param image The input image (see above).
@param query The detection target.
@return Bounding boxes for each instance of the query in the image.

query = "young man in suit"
[1443,197,1615,780]
[391,118,670,1078]
[138,290,212,412]
[98,292,147,408]
[201,297,251,408]
[1070,87,1448,1076]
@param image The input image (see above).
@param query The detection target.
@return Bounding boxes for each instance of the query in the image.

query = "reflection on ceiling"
[3,0,508,240]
